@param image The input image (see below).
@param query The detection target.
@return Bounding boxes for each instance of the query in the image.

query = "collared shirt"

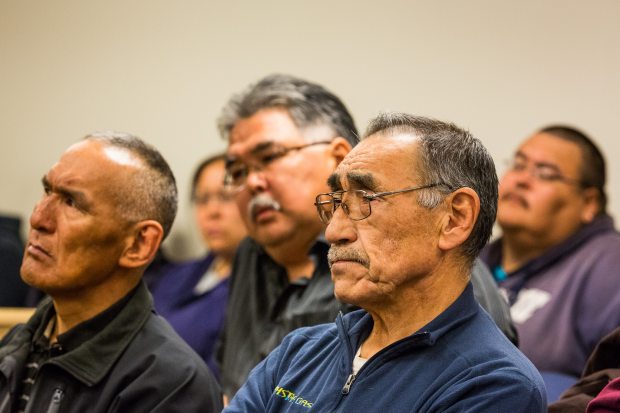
[15,286,137,412]
[0,281,222,413]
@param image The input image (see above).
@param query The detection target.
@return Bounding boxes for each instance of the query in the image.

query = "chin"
[334,282,363,305]
[251,225,295,248]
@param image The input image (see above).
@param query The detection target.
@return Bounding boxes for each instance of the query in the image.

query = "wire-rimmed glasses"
[314,183,445,224]
[224,140,332,191]
[504,158,584,187]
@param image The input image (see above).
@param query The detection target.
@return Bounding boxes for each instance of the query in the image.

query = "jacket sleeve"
[107,353,223,413]
[426,367,547,413]
[224,340,286,412]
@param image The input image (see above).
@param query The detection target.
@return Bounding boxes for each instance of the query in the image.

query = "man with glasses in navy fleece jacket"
[225,112,546,413]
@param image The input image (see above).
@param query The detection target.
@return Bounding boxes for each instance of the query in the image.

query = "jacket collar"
[483,214,615,278]
[44,281,153,386]
[336,282,479,361]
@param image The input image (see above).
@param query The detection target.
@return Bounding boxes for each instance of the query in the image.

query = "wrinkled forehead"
[330,133,421,190]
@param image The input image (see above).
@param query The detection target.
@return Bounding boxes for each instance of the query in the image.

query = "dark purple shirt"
[481,215,620,377]
[149,254,228,380]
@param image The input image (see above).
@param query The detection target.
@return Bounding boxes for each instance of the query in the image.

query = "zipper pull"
[51,388,64,404]
[46,388,64,413]
[341,373,356,395]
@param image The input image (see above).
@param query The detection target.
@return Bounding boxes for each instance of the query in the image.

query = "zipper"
[341,373,356,395]
[338,331,432,399]
[45,388,64,413]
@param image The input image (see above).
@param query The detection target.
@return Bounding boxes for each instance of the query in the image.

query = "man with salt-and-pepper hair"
[215,75,517,401]
[0,133,222,413]
[225,112,546,412]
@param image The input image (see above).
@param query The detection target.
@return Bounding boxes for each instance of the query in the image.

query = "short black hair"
[539,125,607,214]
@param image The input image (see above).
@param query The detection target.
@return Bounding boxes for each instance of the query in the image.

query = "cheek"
[220,209,244,233]
[195,209,209,227]
[529,188,567,214]
[235,194,251,223]
[361,225,403,272]
[498,175,517,195]
[269,162,330,207]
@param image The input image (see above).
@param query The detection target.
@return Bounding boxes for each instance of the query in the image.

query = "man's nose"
[245,168,269,193]
[30,196,56,233]
[325,206,357,246]
[505,165,534,187]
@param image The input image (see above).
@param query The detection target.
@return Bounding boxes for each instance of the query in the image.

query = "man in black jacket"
[0,132,222,412]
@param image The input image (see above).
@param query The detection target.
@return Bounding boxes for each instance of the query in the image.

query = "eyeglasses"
[314,183,445,224]
[192,191,235,206]
[224,140,332,191]
[505,158,584,186]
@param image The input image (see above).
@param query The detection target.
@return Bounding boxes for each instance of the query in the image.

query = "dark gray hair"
[217,74,359,146]
[539,125,607,215]
[364,112,498,263]
[85,131,178,240]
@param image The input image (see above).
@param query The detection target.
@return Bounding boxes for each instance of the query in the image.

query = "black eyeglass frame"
[504,158,585,187]
[224,140,333,189]
[314,182,447,224]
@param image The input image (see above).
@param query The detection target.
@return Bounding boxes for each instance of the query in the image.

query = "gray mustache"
[327,247,370,268]
[247,194,282,222]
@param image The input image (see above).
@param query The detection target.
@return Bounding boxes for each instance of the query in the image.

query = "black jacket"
[0,281,222,413]
[217,237,352,398]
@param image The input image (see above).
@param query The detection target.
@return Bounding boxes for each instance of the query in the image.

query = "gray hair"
[217,74,359,146]
[85,131,178,240]
[364,112,498,263]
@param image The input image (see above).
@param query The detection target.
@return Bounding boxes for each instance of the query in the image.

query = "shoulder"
[109,313,222,411]
[235,236,260,257]
[126,312,212,376]
[280,321,338,349]
[434,316,547,410]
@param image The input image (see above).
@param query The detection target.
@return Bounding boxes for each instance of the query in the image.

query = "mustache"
[500,191,528,208]
[327,246,370,269]
[247,193,282,222]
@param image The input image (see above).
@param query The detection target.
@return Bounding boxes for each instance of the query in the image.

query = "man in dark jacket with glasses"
[225,112,545,412]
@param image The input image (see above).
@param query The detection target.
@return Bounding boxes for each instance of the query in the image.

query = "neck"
[264,237,317,282]
[360,262,468,359]
[500,230,552,272]
[211,254,233,279]
[51,273,140,335]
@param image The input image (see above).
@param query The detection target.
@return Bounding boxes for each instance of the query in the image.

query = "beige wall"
[2,0,619,260]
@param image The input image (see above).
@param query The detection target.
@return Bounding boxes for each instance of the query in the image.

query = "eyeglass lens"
[316,191,371,223]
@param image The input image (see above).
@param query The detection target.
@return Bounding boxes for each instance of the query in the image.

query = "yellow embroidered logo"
[273,386,314,408]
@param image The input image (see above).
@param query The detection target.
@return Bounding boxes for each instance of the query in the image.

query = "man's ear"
[580,187,602,224]
[119,220,164,269]
[437,187,479,252]
[328,137,353,166]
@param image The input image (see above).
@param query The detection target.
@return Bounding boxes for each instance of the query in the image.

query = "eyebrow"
[327,171,379,192]
[514,151,562,173]
[346,171,378,191]
[250,141,277,156]
[327,173,342,191]
[42,175,90,209]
